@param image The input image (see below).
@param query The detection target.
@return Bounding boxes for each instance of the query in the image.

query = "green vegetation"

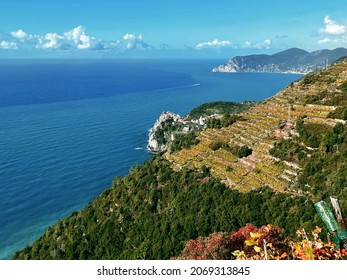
[209,139,228,151]
[187,101,256,120]
[150,101,255,153]
[328,106,347,120]
[298,122,347,202]
[270,138,307,162]
[206,114,245,129]
[170,131,200,152]
[153,118,184,147]
[339,81,347,94]
[13,157,320,260]
[296,118,329,148]
[209,140,251,158]
[13,57,347,260]
[305,91,347,106]
[269,120,347,205]
[237,145,253,158]
[333,56,347,64]
[302,73,317,85]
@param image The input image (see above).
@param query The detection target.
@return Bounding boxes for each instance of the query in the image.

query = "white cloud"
[42,33,65,49]
[261,39,271,49]
[120,33,150,49]
[318,38,332,44]
[63,26,95,49]
[32,26,105,50]
[317,16,347,45]
[64,26,84,43]
[242,39,271,49]
[195,38,272,51]
[10,29,28,40]
[122,33,136,41]
[3,27,149,53]
[0,40,17,49]
[320,16,346,35]
[243,41,252,48]
[195,39,232,49]
[318,37,345,45]
[78,34,91,49]
[122,33,137,49]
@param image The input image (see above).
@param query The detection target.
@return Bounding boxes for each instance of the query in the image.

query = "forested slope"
[13,157,319,259]
[13,58,347,260]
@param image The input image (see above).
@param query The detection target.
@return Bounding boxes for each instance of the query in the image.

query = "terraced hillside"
[14,59,347,261]
[166,59,347,195]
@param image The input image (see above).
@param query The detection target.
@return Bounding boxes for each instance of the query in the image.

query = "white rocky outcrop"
[147,111,207,154]
[147,112,182,153]
[212,60,239,72]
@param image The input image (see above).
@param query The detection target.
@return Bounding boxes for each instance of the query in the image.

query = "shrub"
[176,224,347,260]
[237,145,252,158]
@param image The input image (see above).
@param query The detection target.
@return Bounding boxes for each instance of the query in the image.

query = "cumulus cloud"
[32,26,106,51]
[317,16,347,45]
[78,33,91,49]
[260,39,271,49]
[242,39,271,49]
[195,39,232,49]
[1,27,156,53]
[109,33,151,52]
[63,26,95,49]
[0,40,17,49]
[320,16,346,35]
[0,26,108,52]
[10,29,28,40]
[122,33,139,49]
[41,33,65,49]
[64,26,84,43]
[120,33,151,49]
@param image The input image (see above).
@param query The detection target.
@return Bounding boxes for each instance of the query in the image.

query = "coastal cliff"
[148,101,257,153]
[147,112,203,153]
[213,47,347,74]
[13,58,347,260]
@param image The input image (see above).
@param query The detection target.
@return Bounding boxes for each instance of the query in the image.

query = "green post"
[315,200,347,249]
[314,201,339,233]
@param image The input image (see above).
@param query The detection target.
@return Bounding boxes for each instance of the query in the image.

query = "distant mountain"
[212,47,347,74]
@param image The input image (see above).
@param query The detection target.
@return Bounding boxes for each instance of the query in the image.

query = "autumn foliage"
[176,224,347,260]
[175,232,232,260]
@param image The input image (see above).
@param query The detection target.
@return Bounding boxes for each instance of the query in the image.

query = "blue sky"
[0,0,347,58]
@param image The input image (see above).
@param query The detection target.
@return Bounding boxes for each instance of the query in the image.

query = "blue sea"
[0,59,301,259]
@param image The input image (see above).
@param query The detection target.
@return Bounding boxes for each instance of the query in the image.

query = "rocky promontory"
[147,112,205,153]
[147,101,257,153]
[212,47,347,74]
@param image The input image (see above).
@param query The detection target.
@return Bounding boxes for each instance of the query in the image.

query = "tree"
[237,145,252,158]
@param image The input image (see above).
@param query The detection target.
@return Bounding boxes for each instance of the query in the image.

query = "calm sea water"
[0,59,301,259]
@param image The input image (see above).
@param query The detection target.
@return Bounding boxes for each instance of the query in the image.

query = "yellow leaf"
[233,250,246,259]
[245,239,257,246]
[254,245,261,253]
[250,232,262,239]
